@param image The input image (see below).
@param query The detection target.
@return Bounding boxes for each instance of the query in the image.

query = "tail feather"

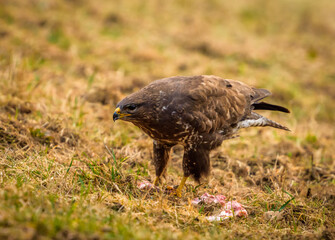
[264,117,290,131]
[253,102,290,113]
[238,113,290,131]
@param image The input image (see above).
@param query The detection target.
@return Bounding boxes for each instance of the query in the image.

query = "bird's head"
[113,79,172,123]
[113,92,154,123]
[113,102,142,122]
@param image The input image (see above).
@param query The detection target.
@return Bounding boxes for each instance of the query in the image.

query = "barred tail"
[238,113,290,131]
[264,117,290,131]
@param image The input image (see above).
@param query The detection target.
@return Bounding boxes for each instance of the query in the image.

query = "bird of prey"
[113,75,289,197]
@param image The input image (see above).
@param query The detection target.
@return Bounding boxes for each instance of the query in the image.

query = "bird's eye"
[126,104,137,111]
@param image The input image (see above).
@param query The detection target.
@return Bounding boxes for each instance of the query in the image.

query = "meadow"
[0,0,334,239]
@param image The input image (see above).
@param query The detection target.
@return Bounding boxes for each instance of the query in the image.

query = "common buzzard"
[113,75,289,197]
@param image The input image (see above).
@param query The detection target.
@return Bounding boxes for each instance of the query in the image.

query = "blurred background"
[0,0,334,238]
[1,0,334,149]
[1,0,334,122]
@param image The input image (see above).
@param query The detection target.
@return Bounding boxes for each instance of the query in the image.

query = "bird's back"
[123,75,289,145]
[144,75,270,132]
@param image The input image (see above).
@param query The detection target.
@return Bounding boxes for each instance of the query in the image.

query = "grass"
[0,0,335,239]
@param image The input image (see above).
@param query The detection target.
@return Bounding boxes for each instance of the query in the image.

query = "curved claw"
[172,176,188,198]
[175,188,182,198]
[153,176,160,186]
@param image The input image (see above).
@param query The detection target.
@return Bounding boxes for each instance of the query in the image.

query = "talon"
[173,176,188,198]
[153,176,160,186]
[168,187,182,197]
[166,185,174,190]
[175,188,182,198]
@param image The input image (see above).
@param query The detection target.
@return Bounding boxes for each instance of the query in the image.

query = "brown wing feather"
[252,101,290,113]
[118,75,285,141]
[176,75,260,133]
[251,88,271,103]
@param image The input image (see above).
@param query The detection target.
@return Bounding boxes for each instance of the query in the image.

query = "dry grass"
[0,0,335,239]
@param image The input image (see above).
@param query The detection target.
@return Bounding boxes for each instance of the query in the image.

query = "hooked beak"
[113,107,120,122]
[113,107,131,122]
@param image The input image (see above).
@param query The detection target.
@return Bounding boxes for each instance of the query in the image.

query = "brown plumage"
[113,75,290,196]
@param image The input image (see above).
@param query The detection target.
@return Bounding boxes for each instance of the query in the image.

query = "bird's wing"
[177,75,269,133]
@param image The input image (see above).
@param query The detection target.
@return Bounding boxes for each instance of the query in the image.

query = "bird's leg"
[153,176,160,186]
[152,141,173,186]
[174,145,210,197]
[175,176,188,197]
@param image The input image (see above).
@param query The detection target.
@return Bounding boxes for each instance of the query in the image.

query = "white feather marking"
[238,118,267,128]
[176,120,183,125]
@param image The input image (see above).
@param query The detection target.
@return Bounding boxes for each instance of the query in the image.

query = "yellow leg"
[153,176,160,186]
[175,176,188,197]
